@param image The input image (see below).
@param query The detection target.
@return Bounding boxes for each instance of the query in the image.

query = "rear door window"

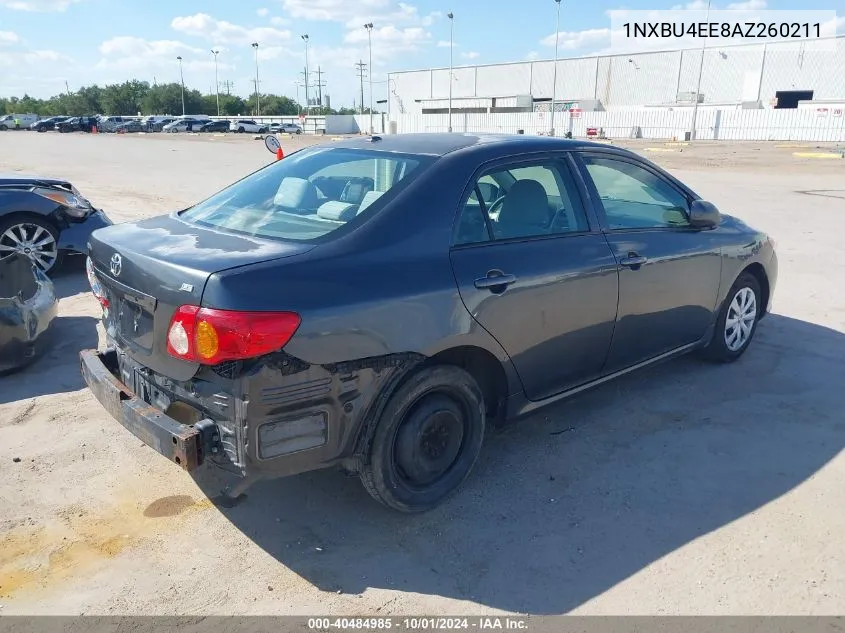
[180,147,432,242]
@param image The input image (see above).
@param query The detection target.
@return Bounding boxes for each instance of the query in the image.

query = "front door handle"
[620,254,648,268]
[474,272,517,291]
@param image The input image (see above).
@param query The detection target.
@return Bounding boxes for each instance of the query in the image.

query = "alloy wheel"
[0,222,58,273]
[724,286,757,352]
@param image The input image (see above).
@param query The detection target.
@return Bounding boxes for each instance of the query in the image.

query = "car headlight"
[33,186,92,218]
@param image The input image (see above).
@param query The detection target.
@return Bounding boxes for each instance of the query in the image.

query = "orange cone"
[276,147,284,160]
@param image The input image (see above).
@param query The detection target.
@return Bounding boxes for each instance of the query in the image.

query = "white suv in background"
[230,119,269,133]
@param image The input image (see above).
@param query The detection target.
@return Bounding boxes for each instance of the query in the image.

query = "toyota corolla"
[80,134,777,513]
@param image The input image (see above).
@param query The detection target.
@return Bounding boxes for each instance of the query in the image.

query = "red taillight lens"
[166,305,301,365]
[85,256,109,310]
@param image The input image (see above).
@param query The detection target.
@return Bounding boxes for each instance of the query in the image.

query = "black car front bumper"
[58,209,112,253]
[80,348,215,470]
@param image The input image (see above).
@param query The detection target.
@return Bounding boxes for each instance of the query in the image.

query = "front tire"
[0,215,63,276]
[238,127,245,133]
[699,272,762,362]
[360,365,486,513]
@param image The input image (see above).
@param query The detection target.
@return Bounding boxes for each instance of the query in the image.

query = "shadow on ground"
[195,314,844,613]
[51,255,90,299]
[0,315,99,404]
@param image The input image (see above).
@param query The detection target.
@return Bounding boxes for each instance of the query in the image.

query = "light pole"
[364,23,374,134]
[301,35,310,114]
[447,11,453,133]
[251,42,260,116]
[550,0,562,137]
[690,0,711,141]
[176,56,185,116]
[211,49,220,116]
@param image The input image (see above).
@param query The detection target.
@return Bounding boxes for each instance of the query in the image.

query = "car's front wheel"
[0,215,63,275]
[699,271,762,362]
[360,365,486,513]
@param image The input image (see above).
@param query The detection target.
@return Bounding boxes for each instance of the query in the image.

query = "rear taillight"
[166,305,301,365]
[86,256,109,311]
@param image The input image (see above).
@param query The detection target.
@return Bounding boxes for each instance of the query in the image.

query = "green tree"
[101,80,149,115]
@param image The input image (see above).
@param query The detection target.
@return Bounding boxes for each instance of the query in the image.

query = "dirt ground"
[0,131,844,616]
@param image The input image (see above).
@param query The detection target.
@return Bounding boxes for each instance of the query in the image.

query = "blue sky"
[0,0,842,106]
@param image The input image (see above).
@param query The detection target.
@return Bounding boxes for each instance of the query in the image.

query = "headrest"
[316,201,357,222]
[274,177,319,210]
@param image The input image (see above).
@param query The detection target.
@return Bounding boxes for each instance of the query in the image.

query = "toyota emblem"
[110,253,122,277]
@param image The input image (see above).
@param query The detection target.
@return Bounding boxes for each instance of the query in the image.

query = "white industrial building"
[387,35,845,121]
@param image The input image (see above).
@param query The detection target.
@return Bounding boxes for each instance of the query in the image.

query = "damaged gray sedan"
[0,253,58,373]
[80,134,777,512]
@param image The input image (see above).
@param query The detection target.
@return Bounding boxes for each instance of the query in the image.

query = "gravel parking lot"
[1,131,844,615]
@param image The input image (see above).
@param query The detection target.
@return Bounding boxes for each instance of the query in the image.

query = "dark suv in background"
[57,116,98,133]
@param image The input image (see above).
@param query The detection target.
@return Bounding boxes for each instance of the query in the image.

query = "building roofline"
[387,34,844,77]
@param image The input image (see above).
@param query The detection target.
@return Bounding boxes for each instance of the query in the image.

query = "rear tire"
[699,272,762,363]
[238,127,245,133]
[360,365,486,513]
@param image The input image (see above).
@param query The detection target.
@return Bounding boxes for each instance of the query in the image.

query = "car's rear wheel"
[238,127,245,133]
[360,365,485,513]
[0,216,63,276]
[699,272,762,362]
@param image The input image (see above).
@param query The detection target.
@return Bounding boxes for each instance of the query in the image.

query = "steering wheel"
[486,195,507,218]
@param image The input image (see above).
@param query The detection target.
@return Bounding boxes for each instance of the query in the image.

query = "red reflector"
[166,305,301,365]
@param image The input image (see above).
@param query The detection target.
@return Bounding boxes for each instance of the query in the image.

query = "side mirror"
[689,199,721,229]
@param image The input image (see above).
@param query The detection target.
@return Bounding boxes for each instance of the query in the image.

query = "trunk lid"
[88,213,314,381]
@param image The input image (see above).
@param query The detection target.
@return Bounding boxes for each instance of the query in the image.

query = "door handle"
[474,273,517,290]
[620,254,648,268]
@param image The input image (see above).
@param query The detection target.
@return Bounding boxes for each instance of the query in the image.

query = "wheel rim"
[0,222,58,272]
[393,394,466,489]
[724,286,757,352]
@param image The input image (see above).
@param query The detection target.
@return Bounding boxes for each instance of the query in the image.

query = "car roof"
[328,133,622,157]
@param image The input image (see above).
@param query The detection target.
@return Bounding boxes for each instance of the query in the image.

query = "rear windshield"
[180,146,432,241]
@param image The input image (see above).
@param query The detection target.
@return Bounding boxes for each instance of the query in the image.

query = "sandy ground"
[0,131,844,616]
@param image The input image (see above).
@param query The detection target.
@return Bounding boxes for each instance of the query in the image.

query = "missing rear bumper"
[80,348,213,470]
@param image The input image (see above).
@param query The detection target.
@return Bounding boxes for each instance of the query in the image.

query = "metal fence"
[391,107,845,142]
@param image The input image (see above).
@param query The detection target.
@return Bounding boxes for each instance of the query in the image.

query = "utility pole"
[364,23,374,133]
[64,81,71,98]
[301,34,310,112]
[251,42,260,116]
[550,0,562,137]
[316,66,323,107]
[355,61,367,115]
[176,56,185,116]
[211,49,220,116]
[447,12,453,132]
[690,0,711,141]
[220,80,234,95]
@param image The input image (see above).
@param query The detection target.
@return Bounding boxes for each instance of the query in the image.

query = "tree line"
[0,79,372,117]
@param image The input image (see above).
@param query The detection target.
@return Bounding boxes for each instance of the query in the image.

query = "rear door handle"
[474,273,517,290]
[620,254,648,268]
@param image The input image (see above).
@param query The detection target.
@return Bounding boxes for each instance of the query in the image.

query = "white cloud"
[526,51,539,60]
[461,51,479,60]
[96,37,229,73]
[270,16,288,26]
[171,13,291,46]
[282,0,389,22]
[0,31,22,45]
[0,48,70,67]
[0,0,80,10]
[436,40,456,48]
[540,28,611,51]
[344,24,429,47]
[726,0,766,8]
[256,7,269,16]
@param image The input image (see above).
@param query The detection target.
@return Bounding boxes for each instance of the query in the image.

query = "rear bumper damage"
[0,254,58,373]
[80,349,216,471]
[80,345,423,494]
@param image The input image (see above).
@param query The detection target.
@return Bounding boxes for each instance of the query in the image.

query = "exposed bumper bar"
[79,348,204,470]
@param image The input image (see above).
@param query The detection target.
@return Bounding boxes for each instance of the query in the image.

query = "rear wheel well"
[741,263,770,316]
[424,346,509,423]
